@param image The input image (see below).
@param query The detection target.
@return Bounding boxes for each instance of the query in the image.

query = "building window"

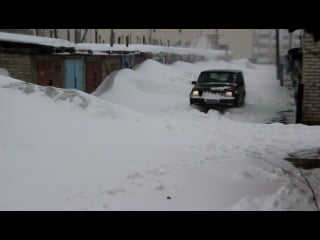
[258,43,269,48]
[259,33,270,38]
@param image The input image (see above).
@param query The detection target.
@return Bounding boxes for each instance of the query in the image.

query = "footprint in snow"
[147,169,169,176]
[126,172,144,180]
[205,156,222,163]
[100,188,126,196]
[102,203,110,209]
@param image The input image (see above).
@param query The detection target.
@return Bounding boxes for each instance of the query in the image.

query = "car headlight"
[225,91,233,97]
[192,90,200,96]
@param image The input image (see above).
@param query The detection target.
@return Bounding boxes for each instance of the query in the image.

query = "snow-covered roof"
[0,32,75,49]
[0,32,228,58]
[76,43,228,58]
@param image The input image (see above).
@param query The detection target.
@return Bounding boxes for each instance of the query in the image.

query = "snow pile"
[95,59,192,113]
[0,68,10,77]
[96,59,293,123]
[2,59,320,211]
[0,76,138,119]
[2,80,90,109]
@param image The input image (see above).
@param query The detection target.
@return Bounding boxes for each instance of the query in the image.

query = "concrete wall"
[301,32,320,125]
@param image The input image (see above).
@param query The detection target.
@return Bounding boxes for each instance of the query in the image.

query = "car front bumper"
[190,97,236,107]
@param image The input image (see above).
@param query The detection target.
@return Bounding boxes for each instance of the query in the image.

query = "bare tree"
[74,29,81,43]
[67,29,70,41]
[80,29,89,43]
[54,29,58,38]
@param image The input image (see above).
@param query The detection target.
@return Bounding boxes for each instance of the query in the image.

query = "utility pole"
[110,29,115,47]
[276,29,280,79]
[110,29,113,46]
[275,29,283,86]
[74,29,81,43]
[289,31,293,49]
[95,29,98,43]
[255,30,260,63]
[149,29,152,44]
[74,29,77,43]
[126,36,129,47]
[215,29,219,48]
[53,29,58,38]
[67,29,70,41]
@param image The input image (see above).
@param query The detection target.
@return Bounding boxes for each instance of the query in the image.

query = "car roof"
[201,69,242,73]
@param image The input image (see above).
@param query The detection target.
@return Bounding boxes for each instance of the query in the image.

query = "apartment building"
[253,29,302,64]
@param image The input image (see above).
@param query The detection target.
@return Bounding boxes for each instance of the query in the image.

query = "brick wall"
[0,52,36,83]
[302,32,320,125]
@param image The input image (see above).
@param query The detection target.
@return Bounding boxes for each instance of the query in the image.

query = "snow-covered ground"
[1,59,320,211]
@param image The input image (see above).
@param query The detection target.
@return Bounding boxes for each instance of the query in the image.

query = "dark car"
[190,69,246,110]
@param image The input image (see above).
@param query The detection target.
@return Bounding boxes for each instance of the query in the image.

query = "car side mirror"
[191,81,196,85]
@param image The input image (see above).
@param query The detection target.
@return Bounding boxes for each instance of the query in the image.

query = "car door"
[237,72,245,102]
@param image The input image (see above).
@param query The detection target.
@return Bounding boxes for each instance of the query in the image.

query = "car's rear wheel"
[234,97,240,107]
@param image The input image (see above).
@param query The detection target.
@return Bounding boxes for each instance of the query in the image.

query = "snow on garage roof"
[76,43,229,58]
[0,32,75,49]
[0,32,229,58]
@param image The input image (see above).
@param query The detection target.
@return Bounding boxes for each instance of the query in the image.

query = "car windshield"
[198,72,235,84]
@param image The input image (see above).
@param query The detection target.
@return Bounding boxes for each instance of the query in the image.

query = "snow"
[1,58,320,211]
[0,68,10,77]
[76,43,227,60]
[0,32,75,48]
[190,35,215,49]
[0,32,226,60]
